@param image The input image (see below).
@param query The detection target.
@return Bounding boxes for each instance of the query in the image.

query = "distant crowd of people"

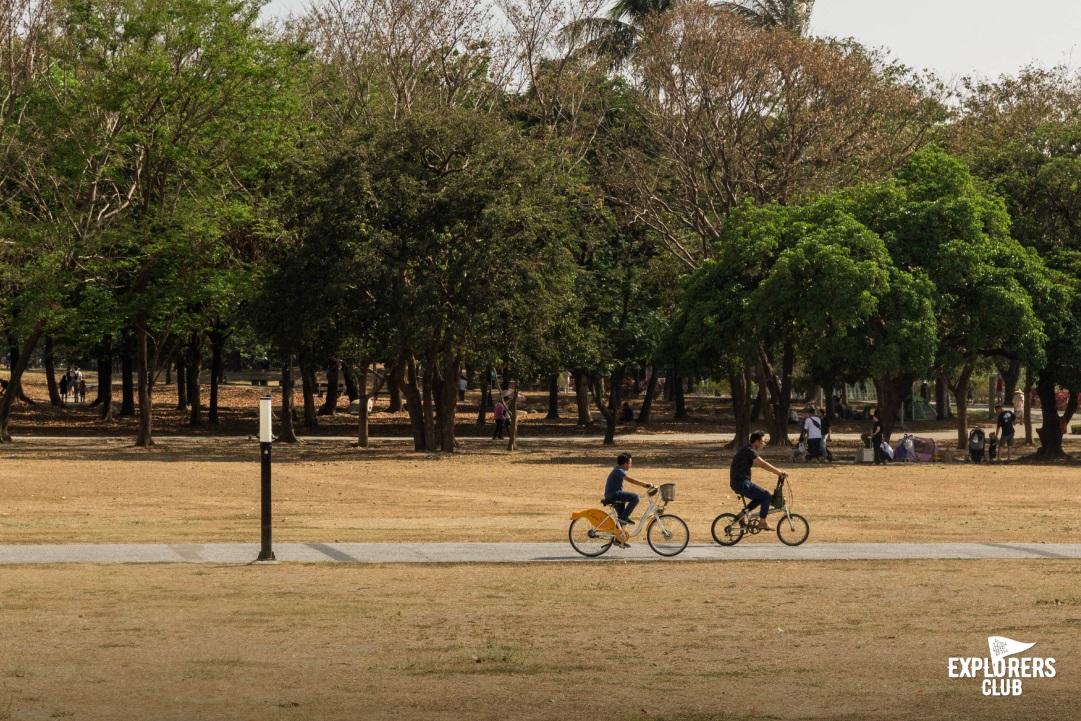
[59,366,87,403]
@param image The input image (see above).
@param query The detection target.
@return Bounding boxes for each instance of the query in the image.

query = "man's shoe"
[617,517,635,526]
[757,521,773,531]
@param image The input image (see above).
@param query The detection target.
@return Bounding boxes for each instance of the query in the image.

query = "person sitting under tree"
[729,430,787,531]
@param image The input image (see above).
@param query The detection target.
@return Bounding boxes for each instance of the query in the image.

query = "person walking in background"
[803,406,825,462]
[1012,389,1024,419]
[457,374,468,402]
[59,373,69,403]
[492,396,509,440]
[870,408,888,465]
[995,403,1016,461]
[77,378,87,403]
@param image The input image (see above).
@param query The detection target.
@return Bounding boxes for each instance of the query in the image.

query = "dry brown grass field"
[1,437,1080,544]
[1,561,1078,721]
[4,372,1080,721]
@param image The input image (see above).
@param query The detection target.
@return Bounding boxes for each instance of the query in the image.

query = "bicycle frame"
[733,477,796,526]
[597,492,669,542]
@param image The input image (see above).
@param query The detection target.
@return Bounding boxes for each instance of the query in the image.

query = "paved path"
[1,542,1079,565]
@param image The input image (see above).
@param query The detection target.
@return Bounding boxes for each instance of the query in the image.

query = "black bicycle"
[711,474,810,547]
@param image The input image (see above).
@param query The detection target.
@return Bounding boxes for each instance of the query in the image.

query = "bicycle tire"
[710,513,744,546]
[646,513,689,557]
[776,513,810,546]
[568,516,614,557]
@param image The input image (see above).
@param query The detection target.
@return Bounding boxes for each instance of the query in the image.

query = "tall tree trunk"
[1035,372,1076,457]
[6,335,34,404]
[134,322,154,448]
[44,336,62,406]
[672,367,687,420]
[1000,359,1021,408]
[208,329,224,424]
[758,341,795,447]
[590,368,622,445]
[90,339,110,408]
[507,384,520,451]
[750,380,765,422]
[440,357,459,452]
[185,335,201,425]
[949,365,974,450]
[0,325,44,442]
[1023,368,1034,446]
[546,373,560,420]
[388,365,403,412]
[120,328,135,417]
[319,361,340,415]
[175,356,188,410]
[987,373,996,420]
[400,357,426,451]
[187,333,202,426]
[342,364,359,402]
[299,355,319,429]
[728,365,755,448]
[278,359,298,443]
[420,357,436,451]
[874,375,912,441]
[98,344,114,421]
[357,365,369,448]
[574,369,591,426]
[477,375,490,425]
[935,375,949,420]
[637,366,659,425]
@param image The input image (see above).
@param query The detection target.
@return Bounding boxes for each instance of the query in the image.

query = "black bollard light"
[257,395,275,561]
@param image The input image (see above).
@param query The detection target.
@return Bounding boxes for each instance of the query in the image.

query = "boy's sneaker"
[617,517,635,526]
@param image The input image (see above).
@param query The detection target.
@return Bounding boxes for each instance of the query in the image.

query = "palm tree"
[561,0,679,67]
[718,0,815,35]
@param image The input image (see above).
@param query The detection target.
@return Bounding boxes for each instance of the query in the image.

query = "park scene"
[1,0,1080,719]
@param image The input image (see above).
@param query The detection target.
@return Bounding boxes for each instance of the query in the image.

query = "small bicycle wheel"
[568,516,614,557]
[646,514,689,557]
[711,513,744,546]
[776,513,810,546]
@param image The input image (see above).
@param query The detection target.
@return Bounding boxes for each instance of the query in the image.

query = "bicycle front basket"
[659,483,676,502]
[770,484,785,509]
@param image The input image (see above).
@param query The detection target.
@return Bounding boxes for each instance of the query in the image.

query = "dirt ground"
[1,561,1078,721]
[2,438,1079,544]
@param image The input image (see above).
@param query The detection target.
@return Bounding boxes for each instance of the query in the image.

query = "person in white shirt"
[803,406,825,462]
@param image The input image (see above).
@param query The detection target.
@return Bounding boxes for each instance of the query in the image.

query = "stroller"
[987,432,999,462]
[967,427,986,463]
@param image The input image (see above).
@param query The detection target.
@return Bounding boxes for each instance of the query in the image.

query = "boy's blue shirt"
[604,466,627,498]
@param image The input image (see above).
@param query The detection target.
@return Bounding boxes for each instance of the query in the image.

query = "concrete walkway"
[1,542,1079,565]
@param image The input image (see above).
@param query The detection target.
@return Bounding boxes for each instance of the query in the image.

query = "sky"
[263,0,1081,82]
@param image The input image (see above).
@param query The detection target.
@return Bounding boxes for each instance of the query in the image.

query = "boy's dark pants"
[605,491,639,521]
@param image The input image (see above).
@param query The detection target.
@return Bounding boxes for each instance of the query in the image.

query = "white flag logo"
[988,636,1037,662]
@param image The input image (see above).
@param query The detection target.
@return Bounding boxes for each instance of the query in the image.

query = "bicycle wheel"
[568,516,614,557]
[776,513,810,546]
[646,514,689,557]
[710,513,744,546]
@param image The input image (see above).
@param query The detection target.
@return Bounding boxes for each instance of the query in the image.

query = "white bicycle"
[568,483,690,557]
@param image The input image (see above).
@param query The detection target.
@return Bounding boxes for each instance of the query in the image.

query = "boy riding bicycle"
[604,453,655,526]
[730,430,787,531]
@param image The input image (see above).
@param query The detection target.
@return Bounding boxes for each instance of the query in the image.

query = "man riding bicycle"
[730,430,787,531]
